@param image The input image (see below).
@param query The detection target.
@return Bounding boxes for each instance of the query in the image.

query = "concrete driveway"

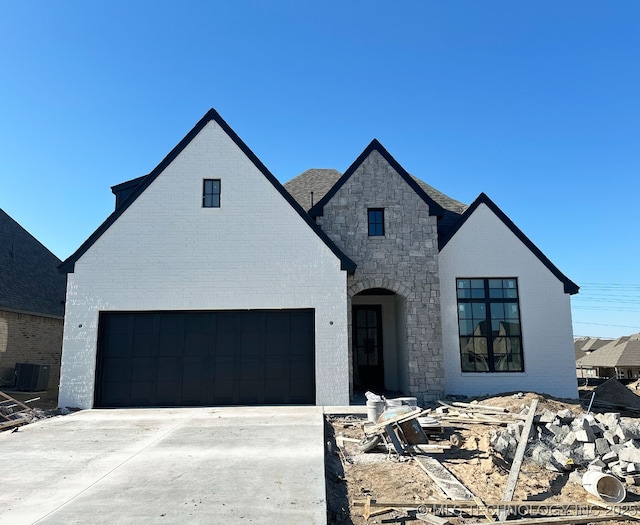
[0,407,327,524]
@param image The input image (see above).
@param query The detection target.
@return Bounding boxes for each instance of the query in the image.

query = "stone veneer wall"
[316,150,444,404]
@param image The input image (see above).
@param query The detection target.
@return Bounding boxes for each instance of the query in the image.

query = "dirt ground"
[326,391,640,525]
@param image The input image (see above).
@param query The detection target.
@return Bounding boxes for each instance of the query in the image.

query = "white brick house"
[58,109,579,409]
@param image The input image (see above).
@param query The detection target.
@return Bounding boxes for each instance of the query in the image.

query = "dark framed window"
[368,208,384,236]
[203,179,221,208]
[456,278,523,373]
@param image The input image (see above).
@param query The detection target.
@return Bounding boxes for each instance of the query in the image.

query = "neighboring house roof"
[302,139,467,239]
[574,336,613,361]
[577,333,640,368]
[59,109,356,274]
[0,209,66,317]
[439,193,580,295]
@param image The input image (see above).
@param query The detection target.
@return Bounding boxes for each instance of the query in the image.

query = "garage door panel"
[156,382,182,405]
[102,358,131,383]
[264,380,289,404]
[130,382,156,404]
[96,309,315,407]
[157,357,181,382]
[131,358,156,382]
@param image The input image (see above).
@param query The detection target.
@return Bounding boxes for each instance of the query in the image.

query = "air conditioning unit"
[14,363,51,391]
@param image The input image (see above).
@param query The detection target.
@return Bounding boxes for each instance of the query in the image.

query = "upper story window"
[456,278,523,373]
[203,179,221,208]
[368,208,385,236]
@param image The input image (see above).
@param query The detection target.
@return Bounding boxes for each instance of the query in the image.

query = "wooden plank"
[363,408,428,435]
[478,515,635,524]
[354,499,640,509]
[415,512,450,524]
[473,495,495,522]
[588,499,640,521]
[499,398,538,520]
[0,390,33,412]
[450,401,508,413]
[384,424,406,454]
[413,456,475,500]
[0,419,27,431]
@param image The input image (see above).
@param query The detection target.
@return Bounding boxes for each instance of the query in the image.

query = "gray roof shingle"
[0,209,66,317]
[576,334,640,368]
[284,169,468,215]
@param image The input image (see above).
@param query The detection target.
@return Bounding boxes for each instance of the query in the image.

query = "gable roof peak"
[59,108,356,274]
[308,138,447,219]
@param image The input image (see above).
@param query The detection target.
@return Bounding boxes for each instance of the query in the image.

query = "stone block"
[545,423,565,439]
[595,437,611,455]
[552,449,573,470]
[531,443,552,464]
[537,409,557,424]
[627,463,640,474]
[602,451,619,464]
[616,421,640,442]
[588,458,606,471]
[582,443,597,461]
[568,470,584,485]
[575,429,595,443]
[557,409,574,424]
[562,431,577,447]
[604,429,619,445]
[612,463,626,477]
[618,446,640,464]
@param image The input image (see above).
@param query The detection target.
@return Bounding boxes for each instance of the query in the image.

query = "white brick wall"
[59,120,350,408]
[439,203,578,400]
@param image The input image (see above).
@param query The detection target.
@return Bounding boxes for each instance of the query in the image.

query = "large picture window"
[456,278,523,373]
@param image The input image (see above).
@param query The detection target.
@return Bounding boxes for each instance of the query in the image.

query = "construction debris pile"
[326,387,640,525]
[0,390,55,431]
[492,407,640,482]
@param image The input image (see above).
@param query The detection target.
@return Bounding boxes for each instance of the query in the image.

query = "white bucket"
[582,469,626,503]
[366,400,385,422]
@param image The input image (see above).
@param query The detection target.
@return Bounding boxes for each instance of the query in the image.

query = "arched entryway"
[350,286,409,395]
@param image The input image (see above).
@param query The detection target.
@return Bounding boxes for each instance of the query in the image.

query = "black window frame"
[368,208,385,236]
[456,278,524,373]
[203,179,221,208]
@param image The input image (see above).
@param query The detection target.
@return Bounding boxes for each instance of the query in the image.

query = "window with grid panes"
[456,278,523,372]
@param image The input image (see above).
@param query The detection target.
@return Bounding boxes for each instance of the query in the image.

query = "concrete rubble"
[490,405,640,485]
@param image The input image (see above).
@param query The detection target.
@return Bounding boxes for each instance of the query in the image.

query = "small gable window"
[368,208,384,236]
[203,179,221,208]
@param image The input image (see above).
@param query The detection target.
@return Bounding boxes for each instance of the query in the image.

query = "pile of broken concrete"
[491,407,640,484]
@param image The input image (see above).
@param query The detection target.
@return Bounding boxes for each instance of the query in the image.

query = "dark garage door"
[95,309,315,407]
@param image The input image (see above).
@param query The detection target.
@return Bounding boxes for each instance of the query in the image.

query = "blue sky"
[1,1,639,338]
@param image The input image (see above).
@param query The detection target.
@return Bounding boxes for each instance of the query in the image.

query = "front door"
[353,305,384,389]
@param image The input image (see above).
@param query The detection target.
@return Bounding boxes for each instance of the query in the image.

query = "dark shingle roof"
[284,168,468,217]
[0,209,66,317]
[284,169,342,211]
[574,336,613,360]
[284,140,468,241]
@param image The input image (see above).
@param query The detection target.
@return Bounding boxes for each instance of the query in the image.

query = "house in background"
[0,209,66,390]
[576,334,640,380]
[574,336,613,378]
[57,108,579,410]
